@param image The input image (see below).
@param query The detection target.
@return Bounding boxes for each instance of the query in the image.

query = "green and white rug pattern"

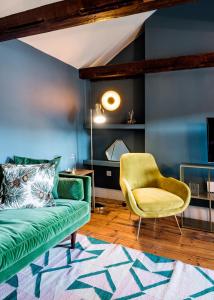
[1,234,214,299]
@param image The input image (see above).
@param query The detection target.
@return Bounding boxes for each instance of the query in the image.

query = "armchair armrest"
[59,174,91,203]
[158,176,191,208]
[122,178,144,216]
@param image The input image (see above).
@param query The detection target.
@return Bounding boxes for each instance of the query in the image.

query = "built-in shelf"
[84,160,120,168]
[84,123,145,130]
[180,163,214,169]
[192,193,214,201]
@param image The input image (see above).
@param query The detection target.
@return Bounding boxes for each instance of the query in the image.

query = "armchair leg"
[137,217,142,240]
[174,215,182,235]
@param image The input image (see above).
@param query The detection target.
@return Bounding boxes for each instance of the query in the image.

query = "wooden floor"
[80,198,214,270]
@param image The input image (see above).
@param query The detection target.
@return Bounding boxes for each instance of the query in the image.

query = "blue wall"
[145,0,214,177]
[0,40,87,170]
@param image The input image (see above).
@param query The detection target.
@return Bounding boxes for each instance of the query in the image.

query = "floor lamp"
[90,104,106,211]
[90,91,121,211]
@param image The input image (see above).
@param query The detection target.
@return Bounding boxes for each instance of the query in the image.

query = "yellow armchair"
[120,153,191,239]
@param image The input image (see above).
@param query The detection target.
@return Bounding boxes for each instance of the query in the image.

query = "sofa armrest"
[59,174,91,203]
[57,177,84,200]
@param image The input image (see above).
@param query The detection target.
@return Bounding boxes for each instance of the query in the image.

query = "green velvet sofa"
[0,174,91,284]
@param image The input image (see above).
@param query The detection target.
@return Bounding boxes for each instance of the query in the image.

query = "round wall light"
[101,90,121,111]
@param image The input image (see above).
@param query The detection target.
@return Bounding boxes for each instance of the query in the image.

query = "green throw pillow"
[1,163,55,209]
[13,156,61,199]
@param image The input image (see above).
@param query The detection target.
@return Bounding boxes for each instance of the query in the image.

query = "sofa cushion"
[133,187,184,212]
[13,156,61,199]
[1,163,55,209]
[57,177,84,200]
[13,156,61,168]
[0,159,15,201]
[0,199,89,273]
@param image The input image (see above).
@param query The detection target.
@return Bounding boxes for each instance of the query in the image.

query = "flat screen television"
[207,118,214,162]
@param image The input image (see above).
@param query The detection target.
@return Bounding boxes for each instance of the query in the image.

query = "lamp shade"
[93,103,106,124]
[101,90,121,111]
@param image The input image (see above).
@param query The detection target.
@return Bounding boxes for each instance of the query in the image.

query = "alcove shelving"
[83,160,120,168]
[84,123,145,130]
[83,78,145,190]
[82,33,145,190]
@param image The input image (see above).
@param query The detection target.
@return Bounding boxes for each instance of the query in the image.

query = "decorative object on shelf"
[71,153,77,174]
[105,139,129,161]
[207,181,214,193]
[101,90,121,111]
[189,182,199,197]
[127,109,136,124]
[66,153,76,174]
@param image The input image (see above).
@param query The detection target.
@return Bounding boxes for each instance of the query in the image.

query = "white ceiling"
[0,1,155,69]
[0,0,62,17]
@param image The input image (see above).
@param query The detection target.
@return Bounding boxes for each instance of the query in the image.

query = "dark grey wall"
[0,40,87,170]
[89,34,145,124]
[145,0,214,177]
[87,34,145,160]
[90,78,144,124]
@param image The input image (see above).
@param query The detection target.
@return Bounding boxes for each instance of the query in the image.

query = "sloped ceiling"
[0,1,155,69]
[0,0,62,17]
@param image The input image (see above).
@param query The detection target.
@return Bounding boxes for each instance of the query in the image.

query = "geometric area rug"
[0,234,214,300]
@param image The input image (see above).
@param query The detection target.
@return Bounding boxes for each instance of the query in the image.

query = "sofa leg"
[70,231,77,249]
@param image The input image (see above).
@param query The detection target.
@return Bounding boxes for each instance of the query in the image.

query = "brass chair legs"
[137,217,142,240]
[175,215,182,235]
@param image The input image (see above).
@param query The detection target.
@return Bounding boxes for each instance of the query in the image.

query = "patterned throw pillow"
[13,156,61,199]
[1,163,55,209]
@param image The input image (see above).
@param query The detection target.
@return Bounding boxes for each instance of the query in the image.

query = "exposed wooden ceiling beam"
[79,52,214,80]
[0,0,194,42]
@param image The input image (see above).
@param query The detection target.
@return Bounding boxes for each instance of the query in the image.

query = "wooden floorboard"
[79,198,214,270]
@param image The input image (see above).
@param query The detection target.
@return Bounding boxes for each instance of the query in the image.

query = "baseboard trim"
[184,206,212,222]
[95,187,124,201]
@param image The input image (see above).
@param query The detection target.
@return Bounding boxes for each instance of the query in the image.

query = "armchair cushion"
[133,187,184,212]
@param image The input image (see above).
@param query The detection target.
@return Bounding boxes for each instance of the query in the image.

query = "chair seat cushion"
[133,187,184,212]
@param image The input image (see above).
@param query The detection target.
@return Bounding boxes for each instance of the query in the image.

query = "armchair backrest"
[120,153,161,194]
